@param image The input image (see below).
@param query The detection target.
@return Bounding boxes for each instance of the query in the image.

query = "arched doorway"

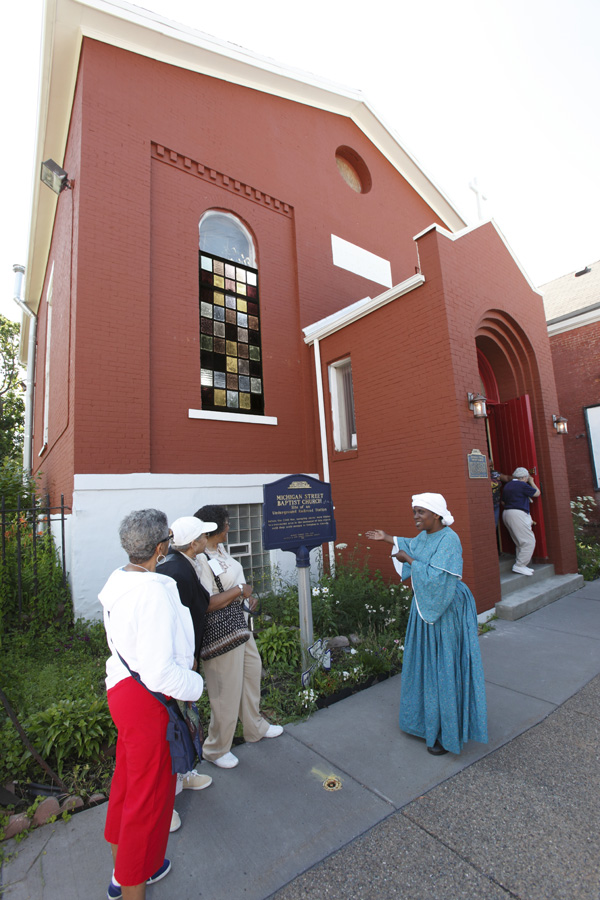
[476,312,548,560]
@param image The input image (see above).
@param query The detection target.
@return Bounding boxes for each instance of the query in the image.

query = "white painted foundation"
[67,472,320,620]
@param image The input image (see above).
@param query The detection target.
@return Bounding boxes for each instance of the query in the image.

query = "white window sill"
[188,409,278,425]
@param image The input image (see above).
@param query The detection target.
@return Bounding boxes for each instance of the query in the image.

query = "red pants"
[105,677,176,886]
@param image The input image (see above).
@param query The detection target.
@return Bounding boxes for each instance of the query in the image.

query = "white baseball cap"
[170,516,217,545]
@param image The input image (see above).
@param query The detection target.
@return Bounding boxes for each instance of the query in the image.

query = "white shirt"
[100,567,203,699]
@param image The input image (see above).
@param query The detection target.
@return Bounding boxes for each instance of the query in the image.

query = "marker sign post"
[263,475,336,671]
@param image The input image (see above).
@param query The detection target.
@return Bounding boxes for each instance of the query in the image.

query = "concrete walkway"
[2,580,600,900]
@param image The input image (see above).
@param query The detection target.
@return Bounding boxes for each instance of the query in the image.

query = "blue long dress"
[394,527,488,754]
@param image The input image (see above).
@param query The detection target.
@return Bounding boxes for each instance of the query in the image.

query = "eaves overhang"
[303,273,425,345]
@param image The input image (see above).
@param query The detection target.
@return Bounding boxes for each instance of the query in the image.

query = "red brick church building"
[19,0,577,619]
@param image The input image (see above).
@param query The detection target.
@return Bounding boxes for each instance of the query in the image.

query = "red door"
[487,394,548,559]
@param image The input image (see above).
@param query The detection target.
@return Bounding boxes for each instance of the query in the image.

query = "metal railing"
[0,494,70,622]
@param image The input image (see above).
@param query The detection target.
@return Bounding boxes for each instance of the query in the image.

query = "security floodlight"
[40,159,71,194]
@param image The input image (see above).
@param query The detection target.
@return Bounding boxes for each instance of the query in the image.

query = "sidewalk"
[2,580,600,900]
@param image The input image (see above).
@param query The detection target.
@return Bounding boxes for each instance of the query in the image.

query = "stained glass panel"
[199,250,264,415]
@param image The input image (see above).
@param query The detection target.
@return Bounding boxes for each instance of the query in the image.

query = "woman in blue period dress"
[366,493,488,756]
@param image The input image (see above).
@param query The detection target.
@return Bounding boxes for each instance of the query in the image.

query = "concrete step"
[500,562,555,597]
[495,573,585,621]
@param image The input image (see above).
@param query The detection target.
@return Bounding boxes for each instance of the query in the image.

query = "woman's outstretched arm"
[365,529,394,544]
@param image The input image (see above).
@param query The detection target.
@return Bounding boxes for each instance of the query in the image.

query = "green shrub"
[0,460,37,511]
[571,496,600,581]
[0,620,113,784]
[258,584,300,628]
[255,623,301,668]
[0,521,72,639]
[0,696,116,781]
[316,545,411,637]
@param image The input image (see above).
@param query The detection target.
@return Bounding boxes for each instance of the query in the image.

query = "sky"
[1,0,599,324]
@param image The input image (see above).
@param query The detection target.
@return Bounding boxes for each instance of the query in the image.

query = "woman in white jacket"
[101,509,203,900]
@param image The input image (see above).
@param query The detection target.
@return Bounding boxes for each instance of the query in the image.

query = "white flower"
[335,543,348,550]
[342,671,350,680]
[311,587,321,597]
[350,648,357,655]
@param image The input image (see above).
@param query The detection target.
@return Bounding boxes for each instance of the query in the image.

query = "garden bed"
[1,547,410,810]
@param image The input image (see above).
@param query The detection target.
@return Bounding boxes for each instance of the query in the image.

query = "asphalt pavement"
[2,580,600,900]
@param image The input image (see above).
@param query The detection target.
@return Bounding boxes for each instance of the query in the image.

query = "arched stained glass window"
[199,212,256,266]
[199,212,263,415]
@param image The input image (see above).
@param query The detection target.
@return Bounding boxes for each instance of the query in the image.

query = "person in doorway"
[501,467,541,576]
[488,459,510,528]
[194,504,283,769]
[366,493,488,756]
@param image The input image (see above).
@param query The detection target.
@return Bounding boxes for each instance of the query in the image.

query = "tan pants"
[503,508,536,567]
[201,635,268,761]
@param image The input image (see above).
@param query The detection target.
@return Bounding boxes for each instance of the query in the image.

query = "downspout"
[12,264,37,476]
[312,338,335,574]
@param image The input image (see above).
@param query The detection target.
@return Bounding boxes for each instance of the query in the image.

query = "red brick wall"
[34,37,446,502]
[31,75,83,505]
[318,223,577,614]
[549,320,600,516]
[432,224,577,583]
[31,39,578,604]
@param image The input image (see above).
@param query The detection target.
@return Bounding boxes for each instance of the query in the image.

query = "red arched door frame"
[478,349,548,560]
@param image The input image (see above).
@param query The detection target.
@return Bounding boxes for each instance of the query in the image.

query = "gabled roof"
[540,260,600,331]
[24,0,466,325]
[302,219,541,343]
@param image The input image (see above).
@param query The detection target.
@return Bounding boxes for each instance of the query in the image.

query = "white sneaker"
[170,809,181,832]
[264,724,283,738]
[208,751,239,769]
[513,564,533,576]
[181,770,213,790]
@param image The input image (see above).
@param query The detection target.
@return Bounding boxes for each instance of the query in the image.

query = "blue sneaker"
[107,859,171,898]
[147,858,171,884]
[107,882,122,900]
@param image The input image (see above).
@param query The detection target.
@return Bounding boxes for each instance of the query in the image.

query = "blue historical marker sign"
[263,474,336,553]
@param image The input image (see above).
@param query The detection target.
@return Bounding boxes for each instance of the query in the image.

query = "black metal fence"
[0,494,70,621]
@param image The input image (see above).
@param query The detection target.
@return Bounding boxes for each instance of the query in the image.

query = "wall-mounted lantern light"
[40,159,72,195]
[467,392,487,418]
[553,414,568,434]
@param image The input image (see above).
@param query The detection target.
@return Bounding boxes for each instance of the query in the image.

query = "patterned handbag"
[200,554,251,660]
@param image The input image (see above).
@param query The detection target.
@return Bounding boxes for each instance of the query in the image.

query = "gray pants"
[503,508,535,567]
[201,635,269,760]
